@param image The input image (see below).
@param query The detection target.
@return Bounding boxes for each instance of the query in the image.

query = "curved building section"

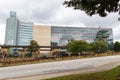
[5,11,19,45]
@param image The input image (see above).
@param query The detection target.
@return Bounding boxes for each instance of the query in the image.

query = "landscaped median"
[45,65,120,80]
[0,52,120,67]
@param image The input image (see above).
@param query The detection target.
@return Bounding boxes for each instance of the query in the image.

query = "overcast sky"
[0,0,120,44]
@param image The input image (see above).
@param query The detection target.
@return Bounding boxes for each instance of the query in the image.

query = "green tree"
[67,40,90,54]
[29,40,39,57]
[114,41,120,52]
[96,36,105,41]
[91,40,108,53]
[64,0,120,17]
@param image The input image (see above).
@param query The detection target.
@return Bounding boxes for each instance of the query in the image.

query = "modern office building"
[5,11,19,45]
[5,11,34,46]
[5,11,113,47]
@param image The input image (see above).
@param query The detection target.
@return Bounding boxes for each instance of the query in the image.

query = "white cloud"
[113,24,120,42]
[0,24,6,44]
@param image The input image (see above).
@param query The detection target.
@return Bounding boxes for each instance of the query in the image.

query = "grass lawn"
[45,66,120,80]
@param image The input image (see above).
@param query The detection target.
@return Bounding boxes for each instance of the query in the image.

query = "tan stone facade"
[33,25,51,56]
[33,25,51,46]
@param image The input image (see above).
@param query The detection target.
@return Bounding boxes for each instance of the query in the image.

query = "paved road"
[1,55,120,80]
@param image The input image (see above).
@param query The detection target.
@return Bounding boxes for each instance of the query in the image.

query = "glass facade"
[17,22,33,45]
[95,28,113,49]
[51,26,113,46]
[5,11,19,45]
[5,11,33,46]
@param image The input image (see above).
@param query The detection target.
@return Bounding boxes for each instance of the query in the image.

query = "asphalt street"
[1,55,120,80]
